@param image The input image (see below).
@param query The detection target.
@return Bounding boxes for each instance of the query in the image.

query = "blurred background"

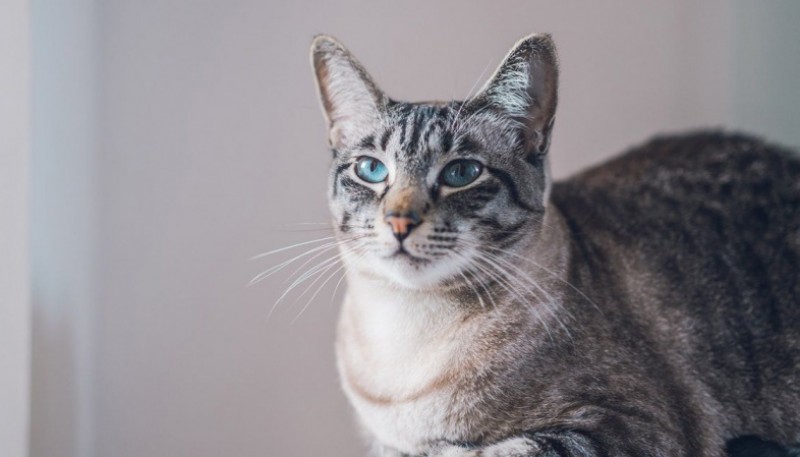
[2,1,799,456]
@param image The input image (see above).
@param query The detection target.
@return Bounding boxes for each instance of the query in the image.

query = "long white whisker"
[249,236,336,260]
[291,261,348,324]
[290,257,344,309]
[483,244,602,316]
[268,253,344,317]
[450,58,494,131]
[472,255,555,339]
[476,251,572,339]
[266,237,368,318]
[465,251,529,305]
[248,240,341,286]
[457,269,485,310]
[295,241,371,323]
[281,253,343,298]
[327,241,372,309]
[453,239,565,338]
[284,240,356,282]
[451,251,498,310]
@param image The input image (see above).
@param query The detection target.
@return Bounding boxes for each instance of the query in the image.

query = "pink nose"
[384,211,420,242]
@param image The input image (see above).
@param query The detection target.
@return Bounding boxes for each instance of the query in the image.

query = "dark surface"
[726,435,799,457]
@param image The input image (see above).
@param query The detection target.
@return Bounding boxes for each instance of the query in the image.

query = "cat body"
[311,34,800,456]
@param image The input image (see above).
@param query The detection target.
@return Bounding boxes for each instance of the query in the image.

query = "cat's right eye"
[354,156,389,183]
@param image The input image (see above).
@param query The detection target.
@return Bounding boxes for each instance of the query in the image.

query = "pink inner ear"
[328,124,347,149]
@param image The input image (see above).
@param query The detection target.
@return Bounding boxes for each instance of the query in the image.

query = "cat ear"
[311,35,387,149]
[473,34,559,157]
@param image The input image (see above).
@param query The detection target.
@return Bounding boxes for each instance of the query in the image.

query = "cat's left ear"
[473,34,559,157]
[310,35,387,149]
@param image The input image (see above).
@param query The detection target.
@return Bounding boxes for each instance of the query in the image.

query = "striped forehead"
[363,102,522,162]
[362,103,465,168]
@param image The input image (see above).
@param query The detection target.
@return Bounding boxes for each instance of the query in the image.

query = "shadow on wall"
[731,1,800,148]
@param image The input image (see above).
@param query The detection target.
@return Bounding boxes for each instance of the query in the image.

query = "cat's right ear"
[310,35,387,149]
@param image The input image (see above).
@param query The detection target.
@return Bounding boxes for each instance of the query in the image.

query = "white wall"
[0,1,31,456]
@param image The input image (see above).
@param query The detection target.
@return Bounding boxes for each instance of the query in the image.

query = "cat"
[309,33,800,457]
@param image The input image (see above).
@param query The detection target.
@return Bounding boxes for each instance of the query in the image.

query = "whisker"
[248,240,342,286]
[450,238,571,339]
[450,58,494,131]
[451,251,498,310]
[472,254,554,336]
[326,242,372,308]
[286,239,368,304]
[482,244,603,316]
[283,237,367,282]
[454,233,600,317]
[291,262,348,324]
[457,269,485,310]
[293,241,371,323]
[249,236,336,260]
[290,256,344,308]
[476,251,572,339]
[269,253,344,317]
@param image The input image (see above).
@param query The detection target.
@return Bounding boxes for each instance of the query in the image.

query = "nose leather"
[384,211,420,242]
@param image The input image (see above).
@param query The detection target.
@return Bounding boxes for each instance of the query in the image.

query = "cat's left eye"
[439,159,483,188]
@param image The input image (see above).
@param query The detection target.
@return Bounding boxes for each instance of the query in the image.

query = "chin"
[351,250,464,290]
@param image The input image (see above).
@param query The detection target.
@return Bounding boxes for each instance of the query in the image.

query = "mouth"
[386,246,430,264]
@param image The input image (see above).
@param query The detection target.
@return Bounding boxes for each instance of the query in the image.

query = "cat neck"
[335,203,572,423]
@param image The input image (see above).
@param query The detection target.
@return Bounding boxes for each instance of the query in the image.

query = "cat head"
[311,34,558,290]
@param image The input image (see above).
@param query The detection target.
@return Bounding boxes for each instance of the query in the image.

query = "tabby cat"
[309,33,800,457]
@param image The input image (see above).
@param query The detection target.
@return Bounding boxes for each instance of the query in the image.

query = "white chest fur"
[336,279,478,454]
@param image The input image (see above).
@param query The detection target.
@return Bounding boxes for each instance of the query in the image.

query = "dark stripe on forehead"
[486,166,541,213]
[358,134,375,150]
[407,110,428,155]
[398,115,408,147]
[422,119,443,146]
[440,130,454,153]
[455,136,479,155]
[379,128,393,151]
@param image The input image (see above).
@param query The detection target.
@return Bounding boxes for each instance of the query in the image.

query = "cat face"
[311,35,558,289]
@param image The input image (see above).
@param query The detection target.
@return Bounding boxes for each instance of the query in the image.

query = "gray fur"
[310,34,800,457]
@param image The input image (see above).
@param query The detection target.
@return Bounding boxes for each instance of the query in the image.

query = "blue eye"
[354,156,389,183]
[440,159,483,187]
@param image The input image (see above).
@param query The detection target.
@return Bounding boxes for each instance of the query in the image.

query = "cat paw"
[421,444,477,457]
[480,436,542,456]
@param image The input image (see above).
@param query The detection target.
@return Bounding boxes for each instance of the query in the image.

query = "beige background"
[29,1,799,457]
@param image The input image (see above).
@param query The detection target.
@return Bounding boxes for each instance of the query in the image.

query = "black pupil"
[454,163,465,177]
[369,160,378,172]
